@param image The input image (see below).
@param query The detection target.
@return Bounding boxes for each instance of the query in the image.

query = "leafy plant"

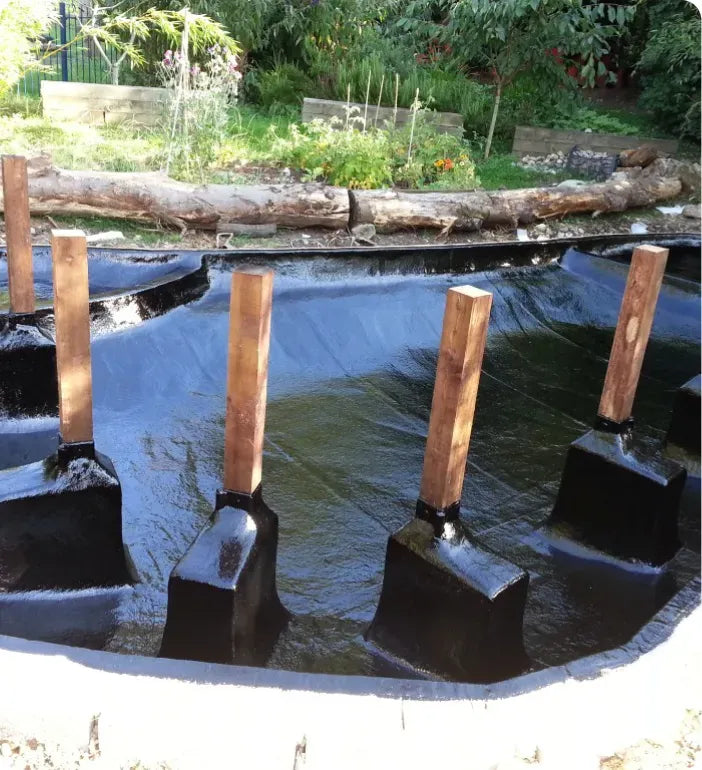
[267,108,477,190]
[397,0,634,158]
[0,0,56,97]
[637,0,701,141]
[269,115,394,188]
[161,42,242,181]
[548,106,642,136]
[248,62,313,110]
[58,4,239,86]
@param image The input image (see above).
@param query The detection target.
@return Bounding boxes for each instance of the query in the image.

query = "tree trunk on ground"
[5,162,350,231]
[0,157,690,233]
[350,160,685,233]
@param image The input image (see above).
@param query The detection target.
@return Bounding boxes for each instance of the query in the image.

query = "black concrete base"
[0,441,132,591]
[159,485,289,665]
[548,427,686,567]
[0,315,57,419]
[366,504,529,683]
[666,375,701,458]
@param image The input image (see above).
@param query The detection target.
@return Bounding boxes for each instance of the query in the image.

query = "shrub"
[637,1,701,140]
[267,109,477,190]
[247,63,313,110]
[0,0,55,97]
[161,44,242,181]
[269,115,394,189]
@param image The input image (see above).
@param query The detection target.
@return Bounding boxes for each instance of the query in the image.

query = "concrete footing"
[159,485,289,665]
[666,374,701,458]
[549,426,686,567]
[366,505,529,683]
[0,315,56,418]
[0,441,132,591]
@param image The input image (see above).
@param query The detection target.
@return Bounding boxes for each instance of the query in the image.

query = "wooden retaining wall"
[512,125,678,157]
[302,97,463,137]
[41,81,169,126]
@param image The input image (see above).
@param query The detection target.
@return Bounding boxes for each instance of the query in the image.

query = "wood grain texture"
[598,244,669,424]
[223,269,274,494]
[2,155,35,313]
[512,125,678,156]
[419,286,492,510]
[51,229,93,444]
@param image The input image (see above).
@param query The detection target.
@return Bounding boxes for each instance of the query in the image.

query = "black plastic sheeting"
[0,237,699,682]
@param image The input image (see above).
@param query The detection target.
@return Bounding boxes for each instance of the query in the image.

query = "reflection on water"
[0,248,699,680]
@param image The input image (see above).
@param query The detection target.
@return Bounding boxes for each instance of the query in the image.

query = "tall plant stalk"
[374,73,385,128]
[362,69,371,132]
[406,88,419,164]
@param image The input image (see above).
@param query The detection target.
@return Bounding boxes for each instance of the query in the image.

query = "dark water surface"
[0,243,699,681]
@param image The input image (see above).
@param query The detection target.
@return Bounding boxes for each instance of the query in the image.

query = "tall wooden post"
[2,155,35,314]
[223,268,273,494]
[51,230,93,445]
[419,285,493,511]
[598,245,669,425]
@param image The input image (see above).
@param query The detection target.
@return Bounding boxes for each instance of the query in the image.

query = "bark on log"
[1,163,349,231]
[0,156,691,233]
[618,145,660,168]
[351,160,684,232]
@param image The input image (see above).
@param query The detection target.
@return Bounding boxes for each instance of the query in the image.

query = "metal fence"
[17,2,118,96]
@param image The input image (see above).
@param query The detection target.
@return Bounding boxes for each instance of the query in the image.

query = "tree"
[637,0,701,140]
[404,0,635,158]
[0,0,56,97]
[46,4,239,86]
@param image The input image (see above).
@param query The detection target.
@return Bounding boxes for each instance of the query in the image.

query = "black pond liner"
[0,233,699,687]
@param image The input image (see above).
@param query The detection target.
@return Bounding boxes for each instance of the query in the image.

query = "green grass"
[473,155,579,190]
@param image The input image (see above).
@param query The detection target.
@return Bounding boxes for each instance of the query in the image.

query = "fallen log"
[351,159,685,232]
[0,157,692,233]
[0,162,349,231]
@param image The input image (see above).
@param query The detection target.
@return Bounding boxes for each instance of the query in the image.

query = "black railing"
[17,2,119,96]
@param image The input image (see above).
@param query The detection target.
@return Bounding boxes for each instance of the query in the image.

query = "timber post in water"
[366,285,529,683]
[0,230,132,591]
[549,245,686,567]
[160,268,289,665]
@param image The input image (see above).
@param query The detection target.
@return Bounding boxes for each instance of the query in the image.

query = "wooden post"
[598,245,669,425]
[223,268,274,494]
[2,155,35,314]
[51,230,93,444]
[419,285,493,510]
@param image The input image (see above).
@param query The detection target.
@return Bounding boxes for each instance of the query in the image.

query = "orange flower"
[443,157,454,171]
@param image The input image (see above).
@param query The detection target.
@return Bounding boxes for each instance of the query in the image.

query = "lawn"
[0,98,578,191]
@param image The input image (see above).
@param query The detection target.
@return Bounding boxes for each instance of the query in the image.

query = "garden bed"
[513,125,679,158]
[40,81,169,127]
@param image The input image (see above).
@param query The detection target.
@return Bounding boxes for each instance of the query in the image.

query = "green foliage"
[66,6,239,85]
[395,0,634,157]
[267,111,477,189]
[161,44,242,182]
[268,116,394,188]
[548,106,642,136]
[637,0,701,141]
[474,154,571,190]
[246,63,313,110]
[0,0,56,97]
[180,0,391,67]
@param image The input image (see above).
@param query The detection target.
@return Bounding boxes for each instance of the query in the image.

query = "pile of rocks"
[517,152,568,173]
